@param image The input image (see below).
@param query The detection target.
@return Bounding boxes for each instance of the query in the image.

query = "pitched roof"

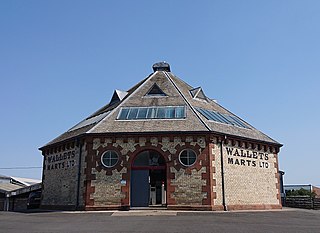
[41,63,281,149]
[167,73,279,144]
[0,175,41,193]
[0,183,23,193]
[87,71,208,134]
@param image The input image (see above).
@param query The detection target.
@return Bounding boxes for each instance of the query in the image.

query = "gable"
[145,83,167,96]
[190,87,207,101]
[88,71,209,133]
[110,90,128,105]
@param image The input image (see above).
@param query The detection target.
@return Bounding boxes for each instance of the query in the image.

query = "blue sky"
[0,0,319,186]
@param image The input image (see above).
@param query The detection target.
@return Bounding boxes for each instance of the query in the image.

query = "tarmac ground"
[0,208,319,233]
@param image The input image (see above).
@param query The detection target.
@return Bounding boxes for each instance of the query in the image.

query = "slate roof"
[0,183,23,193]
[41,63,281,149]
[0,175,40,193]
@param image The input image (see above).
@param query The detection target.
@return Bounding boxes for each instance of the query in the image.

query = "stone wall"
[90,168,127,206]
[85,135,210,210]
[77,143,87,208]
[170,166,207,205]
[42,144,85,209]
[213,139,281,210]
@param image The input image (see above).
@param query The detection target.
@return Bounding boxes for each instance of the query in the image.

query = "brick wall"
[42,134,280,211]
[91,168,127,206]
[170,166,206,205]
[312,186,320,197]
[213,139,281,210]
[85,135,210,210]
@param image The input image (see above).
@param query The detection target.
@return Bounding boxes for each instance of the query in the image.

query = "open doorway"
[130,150,166,207]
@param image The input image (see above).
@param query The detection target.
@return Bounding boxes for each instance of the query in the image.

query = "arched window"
[133,150,165,168]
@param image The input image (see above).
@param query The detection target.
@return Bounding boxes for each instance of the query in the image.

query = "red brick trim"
[85,205,127,211]
[84,137,95,207]
[126,142,174,206]
[84,134,211,209]
[167,205,214,211]
[206,142,215,208]
[227,204,282,210]
[94,146,124,173]
[84,134,281,210]
[274,153,282,206]
[201,142,213,206]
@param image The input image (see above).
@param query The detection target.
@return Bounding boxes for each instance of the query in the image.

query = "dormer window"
[145,83,167,97]
[109,90,128,105]
[190,87,208,102]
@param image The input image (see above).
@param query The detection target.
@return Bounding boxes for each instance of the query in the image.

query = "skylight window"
[117,106,186,120]
[196,108,249,129]
[68,111,110,132]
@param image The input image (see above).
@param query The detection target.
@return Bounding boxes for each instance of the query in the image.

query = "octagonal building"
[39,62,282,211]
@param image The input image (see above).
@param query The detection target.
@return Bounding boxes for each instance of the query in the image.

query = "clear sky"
[0,0,319,186]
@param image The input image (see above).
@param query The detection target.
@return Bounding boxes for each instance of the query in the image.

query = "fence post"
[311,197,314,209]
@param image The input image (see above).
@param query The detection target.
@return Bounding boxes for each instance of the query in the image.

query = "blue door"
[131,170,149,207]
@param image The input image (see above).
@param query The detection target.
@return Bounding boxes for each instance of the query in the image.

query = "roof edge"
[86,71,161,134]
[163,71,211,131]
[39,129,282,152]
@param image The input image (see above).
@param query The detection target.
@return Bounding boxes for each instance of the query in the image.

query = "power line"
[0,166,42,170]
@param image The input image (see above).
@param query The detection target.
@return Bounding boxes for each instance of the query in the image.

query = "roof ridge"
[163,72,211,131]
[86,72,160,134]
[88,75,151,118]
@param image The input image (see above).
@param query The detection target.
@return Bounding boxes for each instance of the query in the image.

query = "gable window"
[145,83,167,96]
[190,87,208,102]
[117,106,186,120]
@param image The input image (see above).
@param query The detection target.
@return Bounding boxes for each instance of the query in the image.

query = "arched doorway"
[130,150,166,207]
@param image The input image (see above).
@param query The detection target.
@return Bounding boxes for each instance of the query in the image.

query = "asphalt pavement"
[0,208,319,233]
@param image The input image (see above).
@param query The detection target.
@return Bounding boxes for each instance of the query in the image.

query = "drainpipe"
[220,137,227,211]
[76,138,82,210]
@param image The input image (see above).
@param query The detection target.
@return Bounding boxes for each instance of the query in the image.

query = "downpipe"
[220,137,227,211]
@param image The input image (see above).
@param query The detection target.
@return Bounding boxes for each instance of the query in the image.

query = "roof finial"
[152,61,171,72]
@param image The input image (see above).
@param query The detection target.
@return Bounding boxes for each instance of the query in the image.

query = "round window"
[101,150,119,168]
[179,149,197,166]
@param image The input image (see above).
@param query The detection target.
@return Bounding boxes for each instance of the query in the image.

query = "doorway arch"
[130,150,166,207]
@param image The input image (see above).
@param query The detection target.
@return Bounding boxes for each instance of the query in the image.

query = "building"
[0,174,41,211]
[39,62,282,211]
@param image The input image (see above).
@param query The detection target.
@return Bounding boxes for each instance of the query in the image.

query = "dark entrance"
[130,150,166,207]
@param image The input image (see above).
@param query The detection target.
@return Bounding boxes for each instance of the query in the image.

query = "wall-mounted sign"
[225,147,270,169]
[46,150,76,170]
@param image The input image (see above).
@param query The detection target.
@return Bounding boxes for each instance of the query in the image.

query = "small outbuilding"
[0,175,41,211]
[39,62,282,211]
